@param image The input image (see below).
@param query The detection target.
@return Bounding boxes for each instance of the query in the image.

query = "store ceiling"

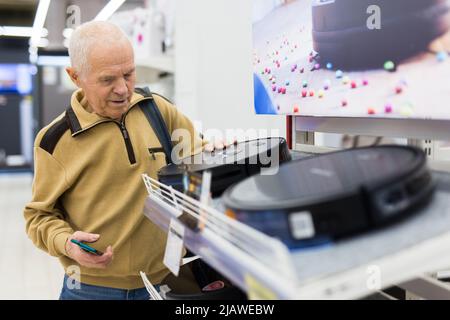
[1,0,146,49]
[0,0,37,26]
[0,0,145,26]
[0,0,37,7]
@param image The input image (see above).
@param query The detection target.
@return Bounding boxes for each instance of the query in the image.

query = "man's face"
[68,42,136,120]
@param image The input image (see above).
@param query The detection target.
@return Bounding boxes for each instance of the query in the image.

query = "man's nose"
[113,78,128,96]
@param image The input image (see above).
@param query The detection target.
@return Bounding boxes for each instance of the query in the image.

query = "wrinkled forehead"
[86,41,135,75]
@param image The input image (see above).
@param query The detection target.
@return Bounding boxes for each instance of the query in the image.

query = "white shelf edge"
[143,196,297,299]
[141,174,450,300]
[135,55,175,74]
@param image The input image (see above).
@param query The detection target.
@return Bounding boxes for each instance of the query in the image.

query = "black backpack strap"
[136,87,173,164]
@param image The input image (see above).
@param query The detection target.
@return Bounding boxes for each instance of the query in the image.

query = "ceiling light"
[30,0,51,48]
[0,26,48,38]
[94,0,126,21]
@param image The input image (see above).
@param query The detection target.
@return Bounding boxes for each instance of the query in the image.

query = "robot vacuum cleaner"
[222,145,435,249]
[157,137,291,197]
[312,0,450,69]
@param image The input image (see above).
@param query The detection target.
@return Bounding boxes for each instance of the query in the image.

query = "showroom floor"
[0,173,63,300]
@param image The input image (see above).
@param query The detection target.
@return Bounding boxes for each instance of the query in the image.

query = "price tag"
[244,273,278,300]
[199,170,212,230]
[163,218,185,276]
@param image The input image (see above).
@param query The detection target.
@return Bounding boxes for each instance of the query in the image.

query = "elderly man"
[24,21,210,300]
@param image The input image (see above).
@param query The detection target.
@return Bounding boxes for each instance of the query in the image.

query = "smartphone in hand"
[70,239,104,256]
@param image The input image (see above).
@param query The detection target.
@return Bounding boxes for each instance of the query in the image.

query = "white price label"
[289,211,315,240]
[163,218,185,276]
[199,171,212,230]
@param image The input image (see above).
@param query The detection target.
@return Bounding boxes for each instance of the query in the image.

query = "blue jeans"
[59,274,160,300]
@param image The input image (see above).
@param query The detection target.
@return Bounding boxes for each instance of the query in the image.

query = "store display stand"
[142,172,450,299]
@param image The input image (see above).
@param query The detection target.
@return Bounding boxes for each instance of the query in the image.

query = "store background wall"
[0,39,29,156]
[38,0,110,129]
[0,38,36,167]
[0,0,286,299]
[39,0,287,138]
[175,0,286,139]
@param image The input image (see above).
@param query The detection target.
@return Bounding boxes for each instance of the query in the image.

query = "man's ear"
[65,67,81,87]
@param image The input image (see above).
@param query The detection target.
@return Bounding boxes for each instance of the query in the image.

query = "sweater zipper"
[117,120,136,165]
[71,97,153,164]
[71,97,152,136]
[114,110,136,164]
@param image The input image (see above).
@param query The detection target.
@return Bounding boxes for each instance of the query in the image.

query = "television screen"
[0,64,33,95]
[252,0,450,119]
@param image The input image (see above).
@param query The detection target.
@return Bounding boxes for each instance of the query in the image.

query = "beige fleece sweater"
[24,89,204,289]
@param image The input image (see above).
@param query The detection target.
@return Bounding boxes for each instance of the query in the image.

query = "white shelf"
[142,172,450,299]
[136,54,175,74]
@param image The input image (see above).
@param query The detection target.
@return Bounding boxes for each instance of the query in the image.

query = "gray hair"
[68,21,132,76]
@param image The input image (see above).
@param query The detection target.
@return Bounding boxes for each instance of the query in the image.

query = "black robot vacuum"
[312,0,450,69]
[158,137,291,197]
[222,146,435,249]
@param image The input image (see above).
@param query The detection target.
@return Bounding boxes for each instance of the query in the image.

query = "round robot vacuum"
[222,145,435,249]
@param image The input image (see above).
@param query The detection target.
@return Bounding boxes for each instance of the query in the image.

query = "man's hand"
[65,231,113,269]
[203,138,237,153]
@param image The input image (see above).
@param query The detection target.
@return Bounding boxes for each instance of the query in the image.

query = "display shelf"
[142,174,297,299]
[142,172,450,299]
[0,164,32,174]
[135,54,175,74]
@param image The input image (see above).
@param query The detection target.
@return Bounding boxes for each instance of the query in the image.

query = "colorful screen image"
[252,0,450,119]
[0,64,33,95]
